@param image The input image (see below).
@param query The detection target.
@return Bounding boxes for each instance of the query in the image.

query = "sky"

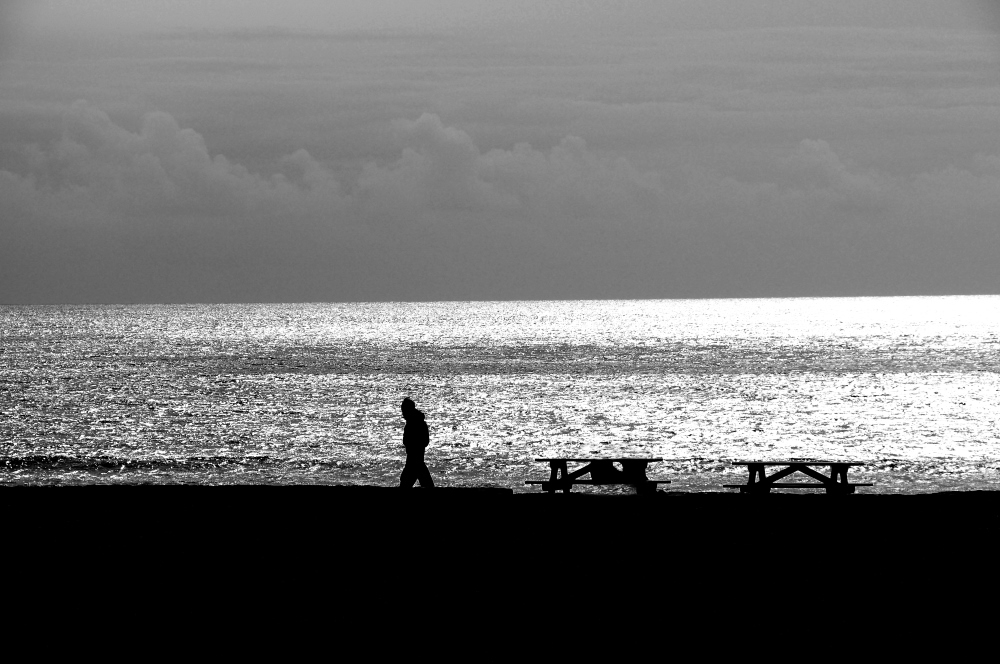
[1,0,999,303]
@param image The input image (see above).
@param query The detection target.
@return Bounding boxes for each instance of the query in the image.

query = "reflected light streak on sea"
[1,296,999,492]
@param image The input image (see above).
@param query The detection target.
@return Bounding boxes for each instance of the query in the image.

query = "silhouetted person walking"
[399,397,434,488]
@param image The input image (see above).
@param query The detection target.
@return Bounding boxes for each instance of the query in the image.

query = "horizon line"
[2,291,998,307]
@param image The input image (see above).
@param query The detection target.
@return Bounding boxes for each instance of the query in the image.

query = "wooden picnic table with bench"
[724,459,872,494]
[526,458,670,494]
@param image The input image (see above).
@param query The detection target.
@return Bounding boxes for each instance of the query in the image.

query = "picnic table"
[724,459,872,494]
[526,458,669,494]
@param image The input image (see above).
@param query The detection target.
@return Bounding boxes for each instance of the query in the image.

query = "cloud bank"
[1,101,999,303]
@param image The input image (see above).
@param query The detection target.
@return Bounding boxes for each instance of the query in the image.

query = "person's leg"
[417,462,435,488]
[400,463,417,488]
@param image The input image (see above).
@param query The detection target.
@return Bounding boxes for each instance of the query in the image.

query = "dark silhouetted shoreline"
[6,485,994,623]
[7,486,998,563]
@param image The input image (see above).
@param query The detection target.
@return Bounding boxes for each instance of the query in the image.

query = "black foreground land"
[8,485,999,632]
[6,486,999,569]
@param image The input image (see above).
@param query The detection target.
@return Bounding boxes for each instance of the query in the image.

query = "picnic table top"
[535,457,663,463]
[730,460,866,466]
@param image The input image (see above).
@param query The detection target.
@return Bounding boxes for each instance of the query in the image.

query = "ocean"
[2,296,999,492]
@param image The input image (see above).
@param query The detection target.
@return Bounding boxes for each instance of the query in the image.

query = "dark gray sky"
[2,1,1000,303]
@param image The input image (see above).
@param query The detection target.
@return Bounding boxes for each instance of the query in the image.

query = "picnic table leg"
[747,463,770,494]
[621,460,650,481]
[828,464,851,494]
[547,461,572,493]
[834,464,849,484]
[621,460,655,495]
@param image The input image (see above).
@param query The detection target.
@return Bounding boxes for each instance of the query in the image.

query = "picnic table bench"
[724,460,873,494]
[526,458,670,495]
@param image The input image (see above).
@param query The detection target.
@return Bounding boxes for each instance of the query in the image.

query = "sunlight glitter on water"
[2,296,999,491]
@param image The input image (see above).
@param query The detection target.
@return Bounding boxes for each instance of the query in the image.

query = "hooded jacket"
[402,409,429,459]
